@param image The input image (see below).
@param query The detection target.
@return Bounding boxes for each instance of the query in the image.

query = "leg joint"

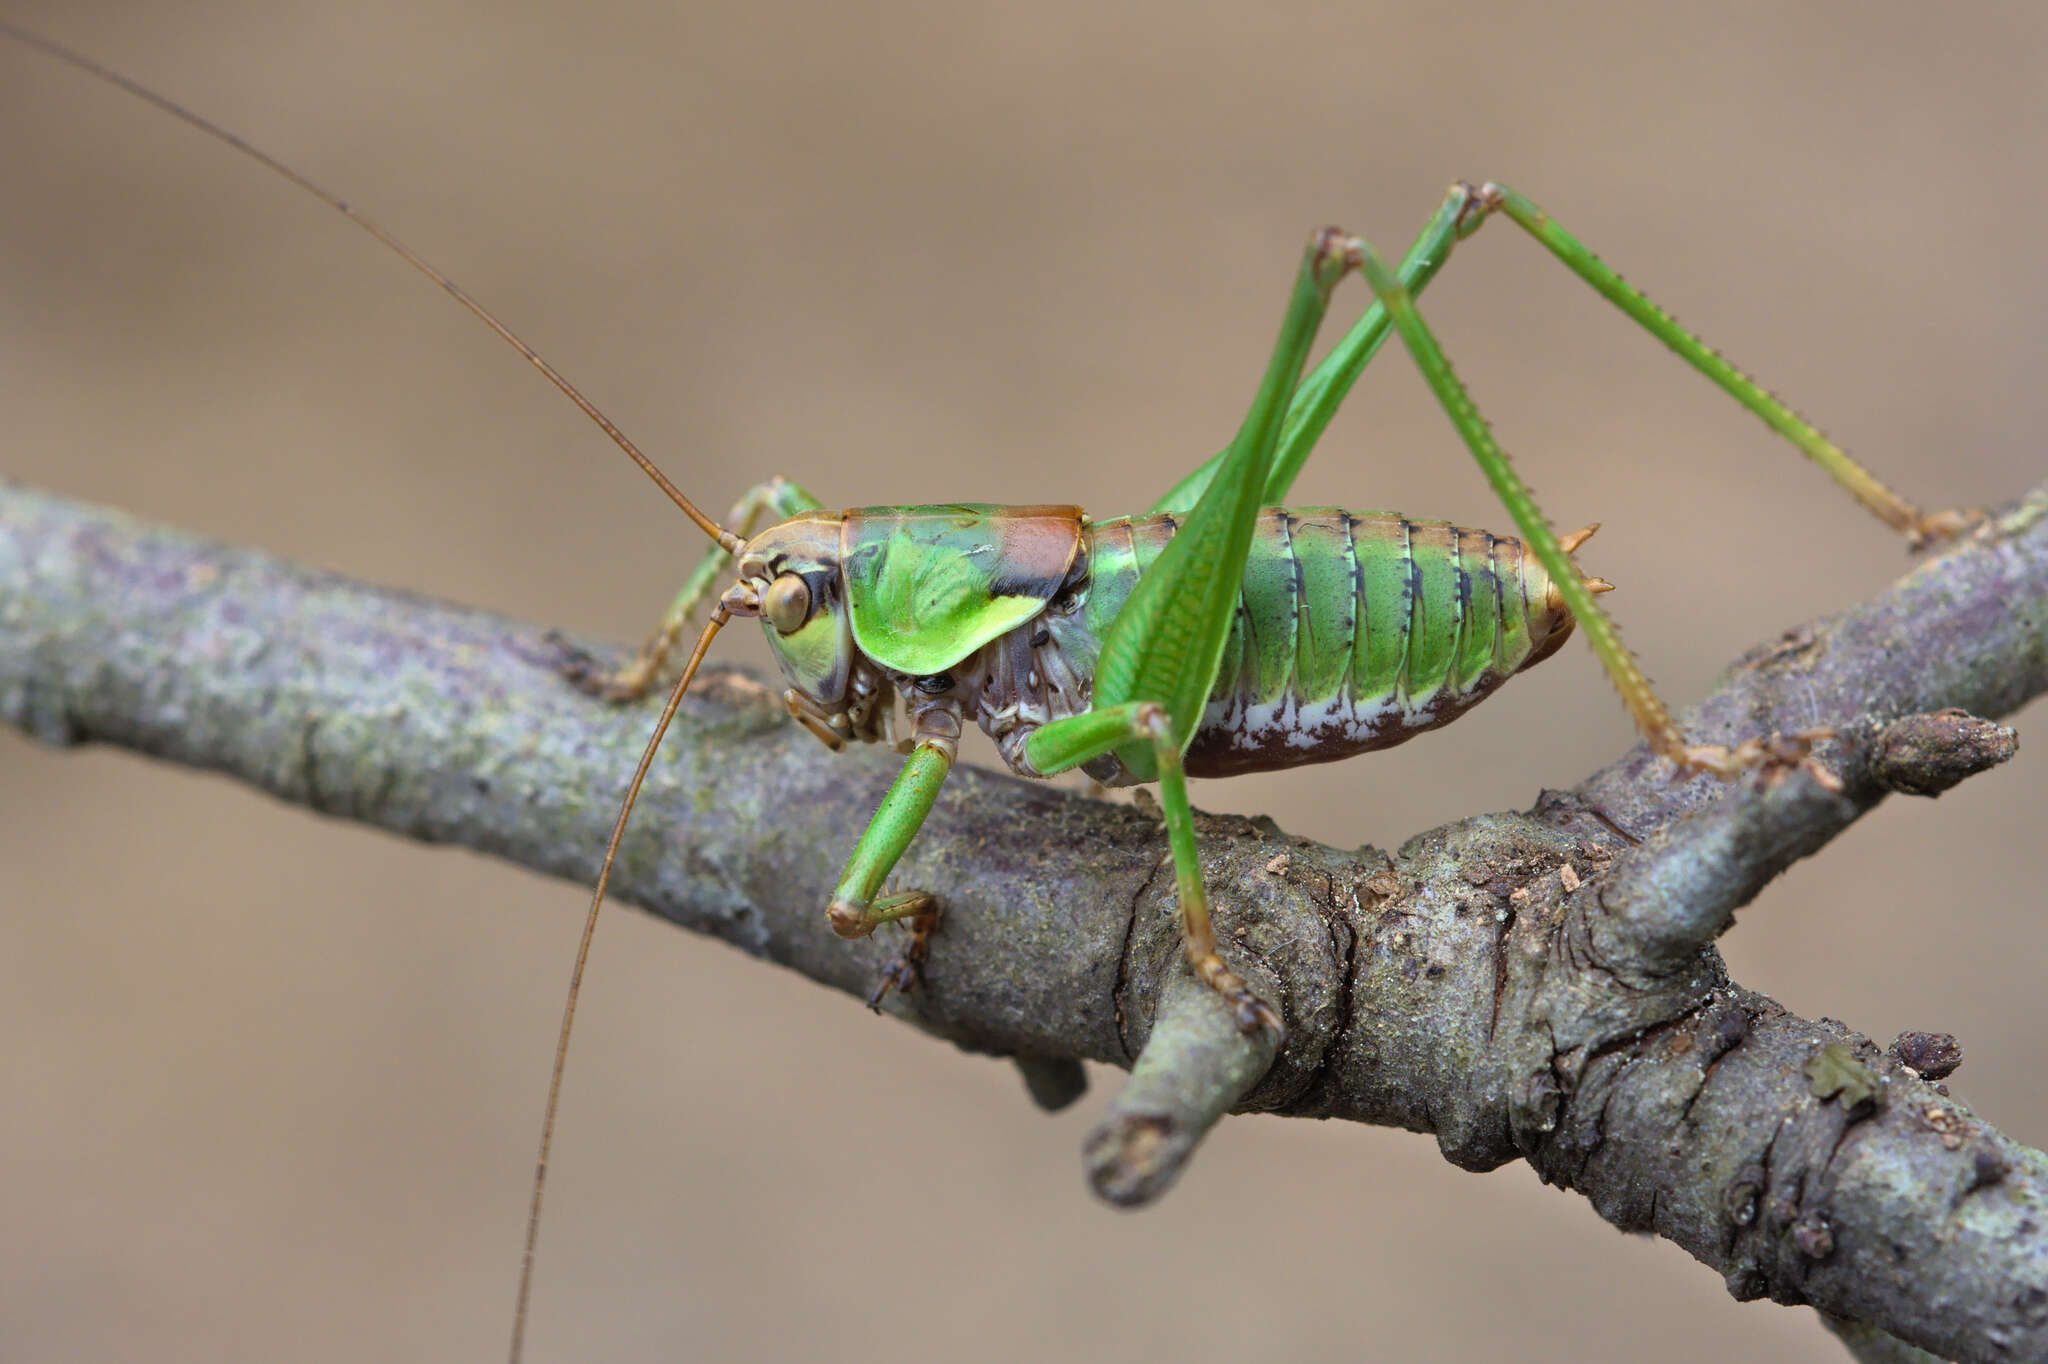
[1132,700,1171,743]
[827,898,874,939]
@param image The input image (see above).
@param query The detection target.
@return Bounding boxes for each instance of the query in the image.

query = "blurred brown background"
[2,2,2043,1360]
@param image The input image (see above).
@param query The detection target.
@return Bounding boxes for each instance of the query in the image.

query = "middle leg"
[1026,701,1282,1036]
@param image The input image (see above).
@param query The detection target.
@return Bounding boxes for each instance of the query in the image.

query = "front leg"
[826,707,960,1001]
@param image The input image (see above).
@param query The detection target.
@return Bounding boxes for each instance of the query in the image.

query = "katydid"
[530,190,1956,1355]
[1,23,1967,1364]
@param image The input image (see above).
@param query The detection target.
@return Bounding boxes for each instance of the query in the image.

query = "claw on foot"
[1907,507,1981,552]
[866,907,939,1011]
[866,951,924,1011]
[546,631,655,703]
[1192,953,1284,1041]
[1673,727,1842,792]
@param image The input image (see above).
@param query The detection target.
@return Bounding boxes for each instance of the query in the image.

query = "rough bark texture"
[4,479,2046,1361]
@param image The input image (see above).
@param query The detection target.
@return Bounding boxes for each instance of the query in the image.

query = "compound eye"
[763,573,812,634]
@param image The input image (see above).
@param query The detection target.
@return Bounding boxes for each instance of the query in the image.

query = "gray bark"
[3,479,2045,1361]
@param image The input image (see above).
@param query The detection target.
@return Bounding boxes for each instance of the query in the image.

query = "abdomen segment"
[1076,509,1581,778]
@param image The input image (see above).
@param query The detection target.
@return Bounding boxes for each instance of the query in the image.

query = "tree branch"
[3,479,2045,1361]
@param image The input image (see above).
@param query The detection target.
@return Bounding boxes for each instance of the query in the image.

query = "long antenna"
[2,23,753,1359]
[510,608,731,1363]
[0,19,743,553]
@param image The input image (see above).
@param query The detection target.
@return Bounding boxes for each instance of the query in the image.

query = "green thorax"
[841,504,1083,676]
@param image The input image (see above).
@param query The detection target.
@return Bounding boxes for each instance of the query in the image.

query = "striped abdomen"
[1064,509,1580,778]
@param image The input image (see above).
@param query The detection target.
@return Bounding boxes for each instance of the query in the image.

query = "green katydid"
[515,183,1956,1355]
[2,23,1968,1364]
[560,187,1957,1029]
